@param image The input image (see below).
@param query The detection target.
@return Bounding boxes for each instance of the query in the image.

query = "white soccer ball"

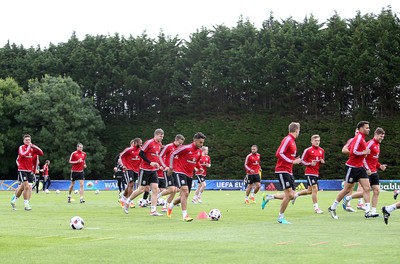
[157,198,166,206]
[209,209,221,221]
[341,181,345,189]
[55,189,60,194]
[138,198,147,207]
[45,189,50,194]
[70,216,85,230]
[95,190,100,195]
[74,190,78,194]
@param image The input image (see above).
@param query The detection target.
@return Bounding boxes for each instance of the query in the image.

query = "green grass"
[0,189,397,263]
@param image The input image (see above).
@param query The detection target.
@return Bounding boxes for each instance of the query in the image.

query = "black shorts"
[166,172,176,187]
[246,174,261,184]
[196,175,206,183]
[158,178,167,189]
[344,166,368,183]
[124,170,138,183]
[18,171,33,183]
[138,170,158,186]
[115,170,123,179]
[174,173,193,193]
[70,171,85,181]
[369,173,380,186]
[276,172,295,190]
[306,175,319,186]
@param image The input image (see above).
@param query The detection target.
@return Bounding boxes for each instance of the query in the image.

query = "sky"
[1,0,399,48]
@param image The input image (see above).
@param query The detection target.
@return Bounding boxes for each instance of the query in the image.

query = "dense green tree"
[0,78,23,175]
[16,75,106,179]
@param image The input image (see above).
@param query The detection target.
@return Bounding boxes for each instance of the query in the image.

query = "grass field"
[0,189,397,264]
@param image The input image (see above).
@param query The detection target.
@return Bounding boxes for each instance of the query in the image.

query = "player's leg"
[79,179,85,203]
[358,177,371,215]
[197,180,206,203]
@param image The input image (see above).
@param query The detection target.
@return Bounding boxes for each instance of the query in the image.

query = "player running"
[167,132,206,222]
[158,134,185,212]
[328,121,372,219]
[192,146,211,204]
[342,127,387,217]
[261,122,302,224]
[292,135,325,214]
[123,129,164,216]
[67,143,87,204]
[11,134,44,210]
[244,145,261,204]
[119,138,142,208]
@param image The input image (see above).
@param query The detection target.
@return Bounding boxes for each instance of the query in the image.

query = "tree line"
[0,8,399,180]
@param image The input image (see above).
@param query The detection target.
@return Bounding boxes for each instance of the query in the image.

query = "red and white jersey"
[301,146,325,177]
[159,142,180,168]
[245,153,261,175]
[139,138,162,171]
[363,138,381,173]
[42,163,49,176]
[16,144,44,171]
[120,146,141,173]
[198,155,211,176]
[275,134,297,174]
[69,150,87,172]
[346,132,367,168]
[170,143,202,178]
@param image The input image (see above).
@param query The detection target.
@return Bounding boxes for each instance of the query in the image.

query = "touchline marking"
[35,235,59,239]
[90,237,114,241]
[63,236,89,240]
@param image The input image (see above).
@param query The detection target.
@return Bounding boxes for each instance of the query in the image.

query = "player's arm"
[69,153,81,164]
[139,150,158,168]
[32,144,44,156]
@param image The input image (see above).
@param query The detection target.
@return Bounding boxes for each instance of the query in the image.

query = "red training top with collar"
[197,155,211,176]
[16,144,44,171]
[140,138,162,171]
[301,145,325,177]
[275,134,297,174]
[120,146,141,173]
[363,138,381,173]
[42,164,49,176]
[159,142,180,168]
[244,153,261,175]
[170,143,202,178]
[346,132,367,168]
[69,150,87,172]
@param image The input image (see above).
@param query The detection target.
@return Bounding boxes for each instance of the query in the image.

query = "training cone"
[197,211,209,219]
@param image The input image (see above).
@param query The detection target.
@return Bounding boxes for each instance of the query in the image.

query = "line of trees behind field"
[0,8,399,180]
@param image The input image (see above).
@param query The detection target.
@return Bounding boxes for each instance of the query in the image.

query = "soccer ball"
[45,189,50,194]
[95,190,100,195]
[70,216,85,230]
[209,209,221,221]
[157,198,166,206]
[74,190,78,194]
[55,190,60,194]
[138,198,148,207]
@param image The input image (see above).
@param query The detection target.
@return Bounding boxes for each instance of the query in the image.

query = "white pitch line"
[35,235,59,239]
[63,236,91,240]
[90,237,114,241]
